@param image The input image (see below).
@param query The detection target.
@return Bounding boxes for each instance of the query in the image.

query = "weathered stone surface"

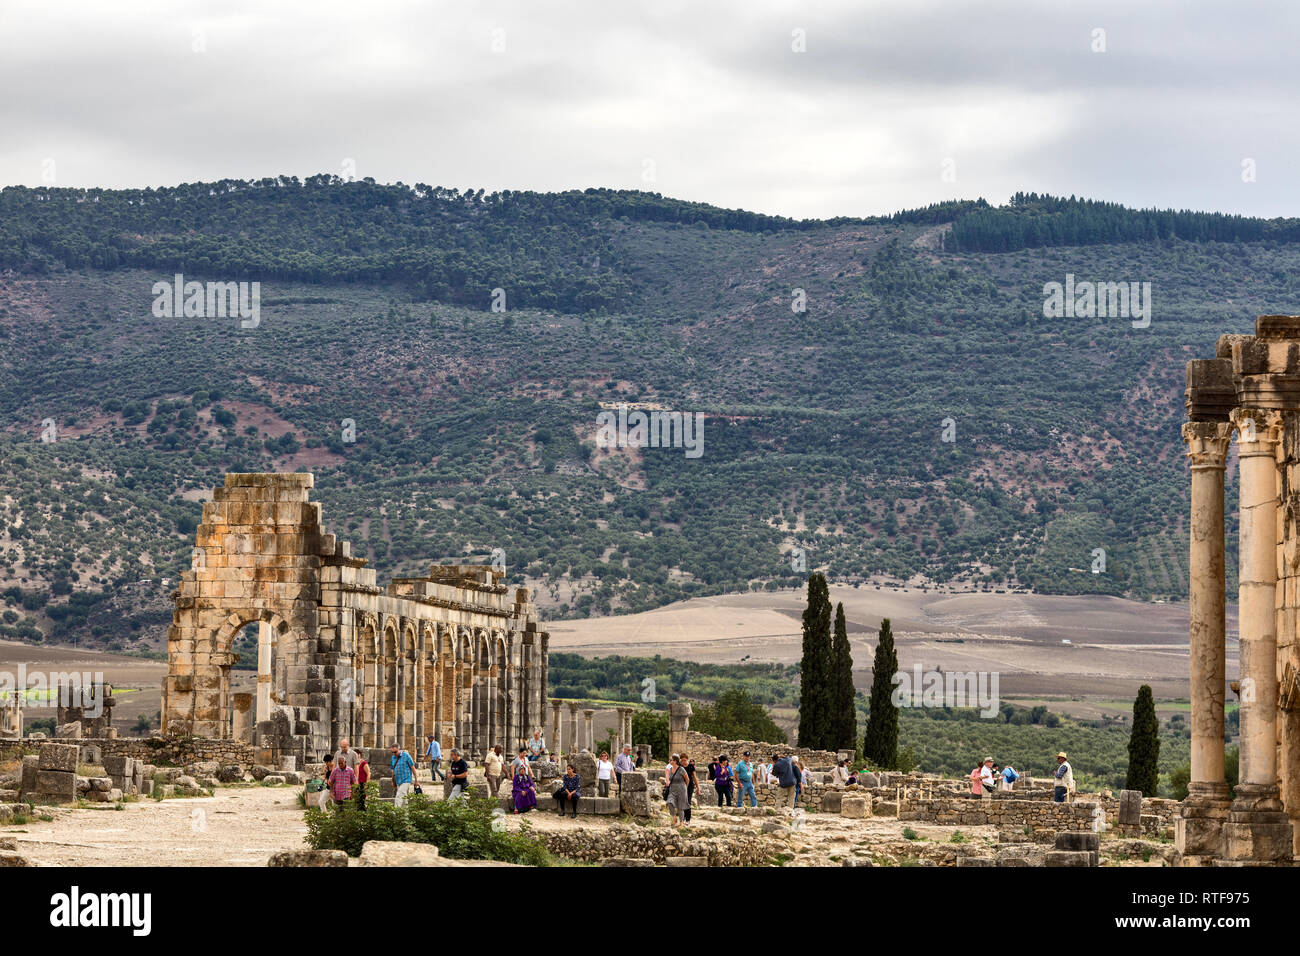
[600,857,657,867]
[664,855,708,867]
[38,743,79,773]
[218,764,245,783]
[1117,789,1143,827]
[0,853,33,867]
[1054,831,1099,852]
[358,841,442,866]
[54,722,82,739]
[34,770,77,802]
[1045,850,1098,867]
[268,849,349,867]
[821,791,842,813]
[841,795,872,819]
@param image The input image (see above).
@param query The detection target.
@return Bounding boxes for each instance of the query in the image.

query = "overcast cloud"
[1,0,1297,219]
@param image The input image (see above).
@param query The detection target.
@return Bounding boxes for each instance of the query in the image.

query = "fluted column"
[550,698,561,756]
[1176,422,1233,864]
[1223,408,1293,862]
[566,702,580,757]
[583,709,595,751]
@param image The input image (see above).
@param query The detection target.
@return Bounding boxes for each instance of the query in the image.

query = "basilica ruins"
[1181,314,1300,865]
[161,473,551,763]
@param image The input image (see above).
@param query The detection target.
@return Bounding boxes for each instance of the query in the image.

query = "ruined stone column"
[549,698,561,756]
[256,620,272,724]
[583,708,594,751]
[1224,408,1293,862]
[566,702,580,758]
[1176,421,1233,865]
[668,700,692,757]
[232,692,254,742]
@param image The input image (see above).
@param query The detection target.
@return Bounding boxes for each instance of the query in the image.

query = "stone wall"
[679,730,836,769]
[539,823,774,866]
[2,735,255,771]
[899,796,1096,830]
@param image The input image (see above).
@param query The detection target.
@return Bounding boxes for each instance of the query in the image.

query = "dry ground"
[548,587,1216,705]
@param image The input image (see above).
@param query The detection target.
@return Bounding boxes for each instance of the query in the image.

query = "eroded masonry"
[161,473,549,762]
[1181,315,1300,865]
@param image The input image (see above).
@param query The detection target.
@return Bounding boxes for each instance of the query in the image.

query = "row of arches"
[346,614,542,756]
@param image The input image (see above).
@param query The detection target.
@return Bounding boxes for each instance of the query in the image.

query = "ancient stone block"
[841,795,872,819]
[664,855,709,867]
[1117,789,1142,827]
[821,791,842,813]
[34,770,77,803]
[38,743,79,773]
[357,840,442,866]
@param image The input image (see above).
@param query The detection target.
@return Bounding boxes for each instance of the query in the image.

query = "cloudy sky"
[2,0,1296,220]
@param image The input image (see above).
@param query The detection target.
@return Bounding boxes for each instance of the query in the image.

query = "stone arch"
[356,613,379,747]
[211,609,291,739]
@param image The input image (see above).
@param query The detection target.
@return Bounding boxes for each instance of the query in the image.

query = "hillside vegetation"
[1,181,1287,650]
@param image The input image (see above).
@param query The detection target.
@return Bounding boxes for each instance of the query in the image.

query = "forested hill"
[0,179,1295,652]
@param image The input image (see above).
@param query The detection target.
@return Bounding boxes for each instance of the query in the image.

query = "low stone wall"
[899,796,1096,830]
[3,735,255,771]
[679,731,836,769]
[540,823,774,866]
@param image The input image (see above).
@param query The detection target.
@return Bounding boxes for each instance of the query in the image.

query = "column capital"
[1182,421,1233,469]
[1230,407,1283,452]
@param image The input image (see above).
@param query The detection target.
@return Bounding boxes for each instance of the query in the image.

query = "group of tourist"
[968,752,1073,802]
[657,750,813,827]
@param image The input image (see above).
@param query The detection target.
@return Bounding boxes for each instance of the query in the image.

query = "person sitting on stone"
[512,747,533,779]
[554,762,581,817]
[447,748,469,799]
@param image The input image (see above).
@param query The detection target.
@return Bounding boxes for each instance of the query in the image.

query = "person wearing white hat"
[979,757,996,794]
[1052,752,1074,802]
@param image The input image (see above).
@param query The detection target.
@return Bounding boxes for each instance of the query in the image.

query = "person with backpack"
[998,764,1019,792]
[390,742,417,807]
[771,752,798,809]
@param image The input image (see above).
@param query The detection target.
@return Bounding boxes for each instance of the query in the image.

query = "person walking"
[484,745,505,797]
[424,734,444,781]
[665,754,690,829]
[684,754,699,815]
[329,755,356,809]
[714,755,734,806]
[614,744,636,792]
[734,751,757,808]
[390,742,417,808]
[554,762,581,817]
[1052,752,1074,803]
[596,751,614,797]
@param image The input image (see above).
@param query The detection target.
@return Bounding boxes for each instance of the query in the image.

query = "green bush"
[303,788,554,866]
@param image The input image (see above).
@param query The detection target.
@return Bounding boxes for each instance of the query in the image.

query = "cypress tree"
[797,573,832,750]
[829,602,857,750]
[1126,684,1161,796]
[863,618,899,769]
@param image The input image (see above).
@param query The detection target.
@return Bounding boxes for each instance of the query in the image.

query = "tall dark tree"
[1126,684,1161,796]
[863,618,899,769]
[829,602,857,750]
[797,573,833,750]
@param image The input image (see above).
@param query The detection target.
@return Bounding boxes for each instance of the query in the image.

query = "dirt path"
[8,785,310,866]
